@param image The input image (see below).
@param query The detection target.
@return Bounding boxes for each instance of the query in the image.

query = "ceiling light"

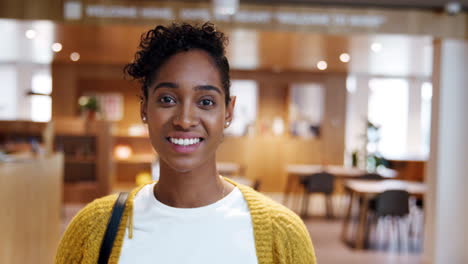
[445,2,462,16]
[317,60,327,71]
[114,145,133,160]
[371,43,382,53]
[212,0,239,15]
[51,43,63,52]
[70,52,80,61]
[25,29,37,39]
[339,53,350,63]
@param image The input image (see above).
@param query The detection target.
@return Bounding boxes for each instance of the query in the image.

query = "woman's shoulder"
[71,184,145,222]
[61,193,121,238]
[67,194,118,227]
[55,193,120,263]
[237,184,316,263]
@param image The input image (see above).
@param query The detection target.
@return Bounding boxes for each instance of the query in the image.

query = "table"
[341,179,426,250]
[283,165,367,208]
[286,164,367,178]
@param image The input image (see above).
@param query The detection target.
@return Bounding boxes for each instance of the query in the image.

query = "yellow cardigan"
[55,179,317,264]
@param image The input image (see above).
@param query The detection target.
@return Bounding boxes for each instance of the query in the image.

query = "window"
[0,65,17,120]
[368,78,409,157]
[30,71,52,122]
[225,80,258,136]
[421,82,432,155]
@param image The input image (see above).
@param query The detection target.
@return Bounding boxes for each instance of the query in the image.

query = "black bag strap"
[98,192,129,264]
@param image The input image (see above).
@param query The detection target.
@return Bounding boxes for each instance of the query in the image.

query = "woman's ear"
[225,96,236,128]
[140,97,148,123]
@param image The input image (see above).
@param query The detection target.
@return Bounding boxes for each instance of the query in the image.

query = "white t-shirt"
[119,183,258,264]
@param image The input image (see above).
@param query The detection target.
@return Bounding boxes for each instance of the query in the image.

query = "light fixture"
[25,29,37,39]
[212,0,239,15]
[317,60,328,71]
[128,124,147,136]
[339,53,350,63]
[445,1,462,16]
[371,43,382,53]
[51,43,63,52]
[70,52,80,61]
[114,145,133,160]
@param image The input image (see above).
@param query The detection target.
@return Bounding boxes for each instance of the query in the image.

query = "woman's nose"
[172,104,199,129]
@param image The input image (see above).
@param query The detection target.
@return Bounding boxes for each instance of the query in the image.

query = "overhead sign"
[62,1,467,38]
[66,2,386,28]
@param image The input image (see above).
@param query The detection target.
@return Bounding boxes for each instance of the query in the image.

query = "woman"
[56,22,316,264]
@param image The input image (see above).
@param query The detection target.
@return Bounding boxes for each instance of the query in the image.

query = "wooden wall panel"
[322,74,347,165]
[0,0,62,20]
[51,63,140,130]
[216,137,251,170]
[52,64,78,117]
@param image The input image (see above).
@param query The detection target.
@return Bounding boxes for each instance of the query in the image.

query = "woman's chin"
[163,158,205,174]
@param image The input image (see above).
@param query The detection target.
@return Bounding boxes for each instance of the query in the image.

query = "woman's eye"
[159,96,175,104]
[200,99,215,107]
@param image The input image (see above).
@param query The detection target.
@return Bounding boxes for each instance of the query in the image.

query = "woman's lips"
[166,137,204,154]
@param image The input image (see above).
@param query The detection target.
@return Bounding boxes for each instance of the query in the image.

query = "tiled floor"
[61,192,425,263]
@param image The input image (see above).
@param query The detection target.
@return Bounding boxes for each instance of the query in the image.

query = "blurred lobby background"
[0,0,467,263]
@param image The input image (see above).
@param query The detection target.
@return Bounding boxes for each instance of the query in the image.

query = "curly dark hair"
[124,22,231,105]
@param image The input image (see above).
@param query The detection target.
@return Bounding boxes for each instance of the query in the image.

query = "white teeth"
[169,137,201,146]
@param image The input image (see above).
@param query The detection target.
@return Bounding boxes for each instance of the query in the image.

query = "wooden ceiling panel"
[51,22,432,76]
[53,24,153,64]
[183,0,468,10]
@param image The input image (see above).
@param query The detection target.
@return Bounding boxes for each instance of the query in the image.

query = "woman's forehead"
[151,50,223,90]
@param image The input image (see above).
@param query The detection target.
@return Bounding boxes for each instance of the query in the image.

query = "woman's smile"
[166,132,205,154]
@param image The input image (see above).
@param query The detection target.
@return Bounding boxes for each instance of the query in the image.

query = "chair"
[369,190,410,251]
[358,173,385,211]
[375,190,410,216]
[300,172,335,218]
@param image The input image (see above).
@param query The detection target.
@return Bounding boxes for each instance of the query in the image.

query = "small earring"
[225,121,230,127]
[142,116,147,122]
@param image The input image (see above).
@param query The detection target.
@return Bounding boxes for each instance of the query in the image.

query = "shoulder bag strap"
[98,192,129,264]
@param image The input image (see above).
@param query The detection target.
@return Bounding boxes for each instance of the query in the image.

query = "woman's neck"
[154,159,234,208]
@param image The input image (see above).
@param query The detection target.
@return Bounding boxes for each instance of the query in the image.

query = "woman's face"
[142,49,235,173]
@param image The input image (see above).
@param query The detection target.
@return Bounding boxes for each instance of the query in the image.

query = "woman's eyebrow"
[151,83,222,95]
[194,85,222,95]
[152,82,178,93]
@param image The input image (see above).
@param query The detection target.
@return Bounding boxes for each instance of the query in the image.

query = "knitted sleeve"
[272,209,317,264]
[55,194,117,264]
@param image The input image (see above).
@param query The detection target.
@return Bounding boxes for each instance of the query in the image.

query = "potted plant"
[78,96,100,121]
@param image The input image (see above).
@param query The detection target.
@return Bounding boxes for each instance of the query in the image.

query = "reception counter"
[0,153,63,264]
